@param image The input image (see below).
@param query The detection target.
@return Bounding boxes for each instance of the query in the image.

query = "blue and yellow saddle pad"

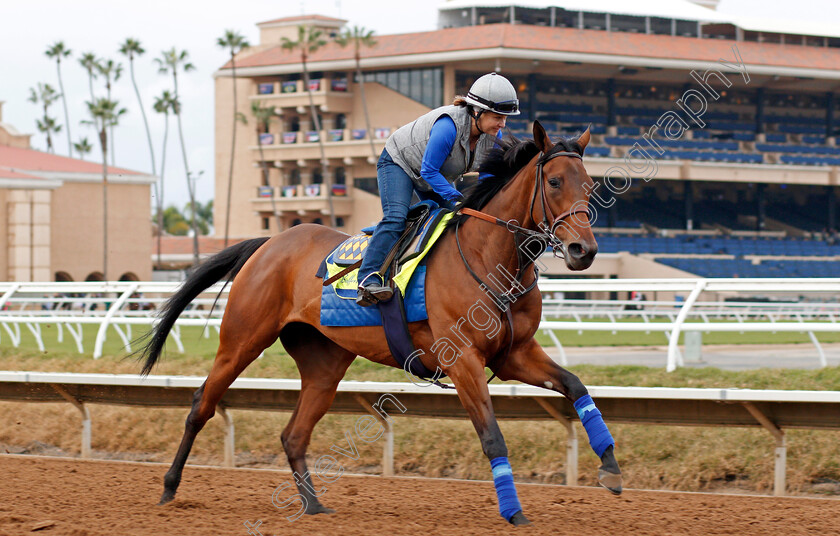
[319,208,454,327]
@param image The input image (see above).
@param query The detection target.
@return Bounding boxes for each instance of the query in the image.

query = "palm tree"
[45,41,73,157]
[73,137,93,160]
[78,52,99,101]
[152,90,178,267]
[119,38,155,178]
[155,48,200,265]
[28,83,62,152]
[251,101,283,231]
[84,98,127,280]
[335,26,378,162]
[217,29,250,247]
[96,59,123,165]
[281,25,335,227]
[34,117,62,152]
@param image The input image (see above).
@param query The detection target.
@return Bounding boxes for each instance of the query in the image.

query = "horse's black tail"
[137,237,270,375]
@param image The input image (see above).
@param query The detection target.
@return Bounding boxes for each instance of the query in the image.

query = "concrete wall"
[50,182,151,281]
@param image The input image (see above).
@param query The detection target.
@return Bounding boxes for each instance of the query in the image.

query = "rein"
[455,149,588,382]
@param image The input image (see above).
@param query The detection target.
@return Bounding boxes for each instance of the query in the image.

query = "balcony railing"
[256,184,349,199]
[256,127,391,146]
[251,78,353,113]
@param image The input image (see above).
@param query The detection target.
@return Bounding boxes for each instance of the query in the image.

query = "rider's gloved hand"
[443,194,463,211]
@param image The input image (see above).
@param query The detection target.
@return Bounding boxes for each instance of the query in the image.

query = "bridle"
[454,148,591,381]
[458,149,591,263]
[529,150,591,258]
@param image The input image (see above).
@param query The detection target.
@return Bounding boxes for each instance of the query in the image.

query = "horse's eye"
[548,178,562,188]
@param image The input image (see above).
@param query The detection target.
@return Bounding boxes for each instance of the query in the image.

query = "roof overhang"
[30,171,157,185]
[0,177,62,189]
[218,45,840,82]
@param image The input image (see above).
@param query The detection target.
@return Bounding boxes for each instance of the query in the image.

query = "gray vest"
[385,105,497,192]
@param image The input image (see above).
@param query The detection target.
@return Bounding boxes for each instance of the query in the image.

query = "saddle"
[329,200,449,273]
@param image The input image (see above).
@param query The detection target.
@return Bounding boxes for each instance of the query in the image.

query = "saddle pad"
[332,234,370,265]
[319,211,454,327]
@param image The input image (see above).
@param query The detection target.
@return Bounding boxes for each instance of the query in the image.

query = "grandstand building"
[0,102,155,282]
[213,1,840,279]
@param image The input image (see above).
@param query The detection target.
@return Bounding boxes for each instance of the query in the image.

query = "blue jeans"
[358,149,446,285]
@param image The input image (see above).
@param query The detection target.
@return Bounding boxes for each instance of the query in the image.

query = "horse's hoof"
[598,469,623,496]
[306,505,336,515]
[508,511,531,526]
[158,490,176,505]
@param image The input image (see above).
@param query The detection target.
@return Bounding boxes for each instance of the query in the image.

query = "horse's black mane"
[448,131,583,227]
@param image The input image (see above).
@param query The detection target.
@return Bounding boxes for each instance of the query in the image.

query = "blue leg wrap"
[490,457,522,521]
[574,394,615,457]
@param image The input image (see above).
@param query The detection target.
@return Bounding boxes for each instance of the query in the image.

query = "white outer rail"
[0,279,838,370]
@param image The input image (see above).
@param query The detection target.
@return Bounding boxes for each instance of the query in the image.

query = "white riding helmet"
[465,73,520,116]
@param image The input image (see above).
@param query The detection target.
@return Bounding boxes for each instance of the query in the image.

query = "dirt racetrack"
[2,455,838,536]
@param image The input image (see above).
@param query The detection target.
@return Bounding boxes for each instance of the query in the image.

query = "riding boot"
[356,272,394,307]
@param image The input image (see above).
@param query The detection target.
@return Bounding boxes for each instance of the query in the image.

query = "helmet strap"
[469,107,486,135]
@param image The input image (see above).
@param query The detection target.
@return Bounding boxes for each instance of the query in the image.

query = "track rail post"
[533,397,578,486]
[93,283,139,359]
[216,405,235,468]
[354,394,394,477]
[742,402,786,496]
[50,384,91,459]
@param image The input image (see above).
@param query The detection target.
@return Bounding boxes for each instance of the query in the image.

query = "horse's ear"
[578,125,591,153]
[533,120,552,153]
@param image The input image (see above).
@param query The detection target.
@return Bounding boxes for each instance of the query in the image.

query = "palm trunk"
[173,72,200,266]
[87,71,95,102]
[99,127,109,280]
[130,59,156,179]
[355,56,377,162]
[106,81,116,166]
[156,114,169,268]
[56,60,72,157]
[256,125,282,231]
[223,54,238,247]
[302,58,335,227]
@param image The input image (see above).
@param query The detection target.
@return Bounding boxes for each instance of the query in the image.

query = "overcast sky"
[2,0,838,211]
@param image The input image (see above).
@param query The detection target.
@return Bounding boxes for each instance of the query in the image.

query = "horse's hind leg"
[158,317,279,505]
[275,323,356,517]
[497,339,622,495]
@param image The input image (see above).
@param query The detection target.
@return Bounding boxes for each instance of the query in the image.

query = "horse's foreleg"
[446,353,530,526]
[496,339,622,494]
[159,319,277,505]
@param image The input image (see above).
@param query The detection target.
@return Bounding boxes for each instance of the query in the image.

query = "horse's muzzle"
[564,241,597,270]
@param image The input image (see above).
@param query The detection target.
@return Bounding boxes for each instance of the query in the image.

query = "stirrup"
[356,273,394,307]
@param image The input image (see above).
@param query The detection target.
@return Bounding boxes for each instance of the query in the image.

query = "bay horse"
[137,121,621,526]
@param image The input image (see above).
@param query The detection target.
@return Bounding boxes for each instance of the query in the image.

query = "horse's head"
[531,120,597,271]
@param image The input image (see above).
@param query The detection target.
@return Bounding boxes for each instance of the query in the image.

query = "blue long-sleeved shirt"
[420,116,502,201]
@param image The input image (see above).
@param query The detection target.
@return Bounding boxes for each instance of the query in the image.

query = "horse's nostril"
[567,243,585,258]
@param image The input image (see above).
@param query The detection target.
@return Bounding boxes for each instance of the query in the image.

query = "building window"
[262,217,270,230]
[355,176,378,195]
[334,167,346,185]
[313,218,323,225]
[336,217,345,227]
[312,169,323,184]
[335,113,347,130]
[289,168,301,186]
[360,67,443,108]
[292,218,302,227]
